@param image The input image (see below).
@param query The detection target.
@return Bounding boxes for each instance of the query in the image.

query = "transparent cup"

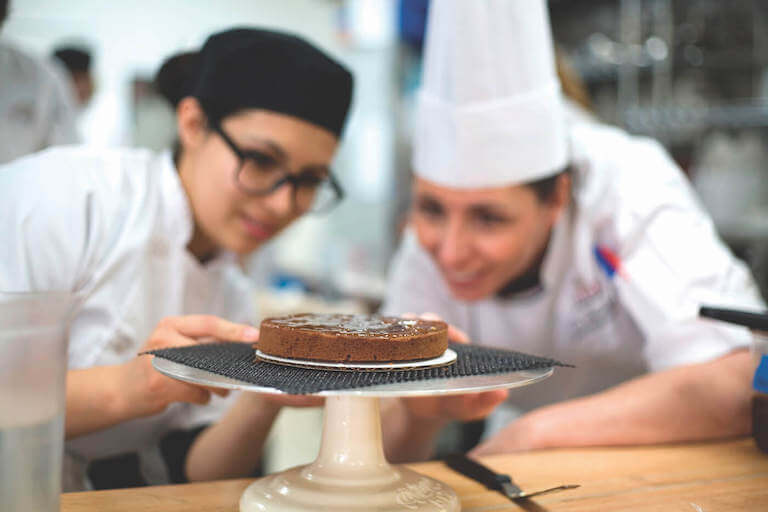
[0,291,73,511]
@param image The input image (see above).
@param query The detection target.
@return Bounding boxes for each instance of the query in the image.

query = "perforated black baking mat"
[147,342,568,395]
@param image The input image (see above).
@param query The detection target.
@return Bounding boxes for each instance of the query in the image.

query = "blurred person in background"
[52,45,94,107]
[1,27,357,491]
[0,0,79,163]
[380,0,765,460]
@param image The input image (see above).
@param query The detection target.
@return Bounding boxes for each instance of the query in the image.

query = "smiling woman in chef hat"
[380,0,765,460]
[0,27,352,490]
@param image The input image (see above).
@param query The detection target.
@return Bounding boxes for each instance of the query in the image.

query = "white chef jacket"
[382,119,766,417]
[0,147,255,490]
[0,41,79,164]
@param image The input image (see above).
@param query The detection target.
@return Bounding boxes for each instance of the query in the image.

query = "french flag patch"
[594,245,623,279]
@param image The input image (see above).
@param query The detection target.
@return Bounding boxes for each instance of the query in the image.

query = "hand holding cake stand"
[152,351,554,512]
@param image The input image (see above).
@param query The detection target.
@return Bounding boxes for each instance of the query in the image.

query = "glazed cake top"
[262,313,445,338]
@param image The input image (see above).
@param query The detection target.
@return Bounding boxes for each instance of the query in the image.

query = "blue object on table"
[755,356,768,393]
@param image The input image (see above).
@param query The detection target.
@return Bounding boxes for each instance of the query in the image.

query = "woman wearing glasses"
[0,28,351,490]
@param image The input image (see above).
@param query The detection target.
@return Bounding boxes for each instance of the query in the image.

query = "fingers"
[159,315,260,343]
[403,312,443,322]
[155,376,212,407]
[402,388,507,423]
[263,394,325,408]
[141,327,198,353]
[474,389,508,406]
[401,312,470,343]
[447,325,469,344]
[442,390,507,420]
[179,382,212,405]
[459,390,508,420]
[204,386,230,398]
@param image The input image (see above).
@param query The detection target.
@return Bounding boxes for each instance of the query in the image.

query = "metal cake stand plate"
[153,355,553,512]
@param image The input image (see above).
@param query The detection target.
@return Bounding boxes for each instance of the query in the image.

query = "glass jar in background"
[0,292,73,512]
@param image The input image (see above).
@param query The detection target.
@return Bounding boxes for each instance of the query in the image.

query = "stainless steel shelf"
[624,102,768,133]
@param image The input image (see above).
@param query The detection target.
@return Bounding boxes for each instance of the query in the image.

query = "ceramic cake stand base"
[240,395,458,512]
[152,357,553,512]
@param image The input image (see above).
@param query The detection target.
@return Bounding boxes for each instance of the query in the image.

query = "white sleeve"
[0,149,103,292]
[380,230,463,321]
[579,127,766,371]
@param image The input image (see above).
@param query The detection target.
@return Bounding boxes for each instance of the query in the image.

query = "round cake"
[257,313,448,363]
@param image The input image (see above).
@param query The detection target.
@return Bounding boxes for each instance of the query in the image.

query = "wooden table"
[61,438,768,511]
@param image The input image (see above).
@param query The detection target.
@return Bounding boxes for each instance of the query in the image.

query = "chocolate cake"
[257,313,449,363]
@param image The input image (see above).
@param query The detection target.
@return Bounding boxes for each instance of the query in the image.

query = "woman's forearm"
[185,392,282,481]
[382,390,509,462]
[381,398,447,463]
[473,349,753,455]
[65,366,129,439]
[66,317,260,443]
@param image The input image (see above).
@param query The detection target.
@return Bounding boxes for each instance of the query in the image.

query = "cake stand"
[153,357,553,511]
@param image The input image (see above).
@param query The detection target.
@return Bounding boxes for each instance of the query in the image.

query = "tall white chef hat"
[413,0,568,188]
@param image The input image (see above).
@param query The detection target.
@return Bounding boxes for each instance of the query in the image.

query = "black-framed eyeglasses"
[212,123,345,213]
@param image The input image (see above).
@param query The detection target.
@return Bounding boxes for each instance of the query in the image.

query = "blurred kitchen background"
[4,0,768,471]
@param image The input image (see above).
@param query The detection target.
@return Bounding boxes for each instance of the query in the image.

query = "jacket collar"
[157,150,194,248]
[539,204,573,291]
